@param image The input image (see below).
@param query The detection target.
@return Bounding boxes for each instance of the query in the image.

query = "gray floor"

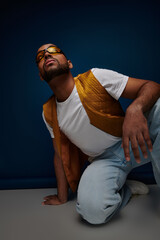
[0,185,160,240]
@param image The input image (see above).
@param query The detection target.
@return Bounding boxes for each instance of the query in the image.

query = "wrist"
[126,103,143,115]
[58,196,68,203]
[57,188,68,203]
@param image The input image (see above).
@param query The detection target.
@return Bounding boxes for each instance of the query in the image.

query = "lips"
[45,59,56,66]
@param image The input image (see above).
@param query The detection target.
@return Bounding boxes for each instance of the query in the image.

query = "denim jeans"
[76,98,160,224]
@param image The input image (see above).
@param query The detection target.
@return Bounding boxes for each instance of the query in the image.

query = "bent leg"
[146,98,160,186]
[76,146,132,225]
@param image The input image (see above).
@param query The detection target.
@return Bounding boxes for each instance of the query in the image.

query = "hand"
[42,194,67,205]
[122,107,153,163]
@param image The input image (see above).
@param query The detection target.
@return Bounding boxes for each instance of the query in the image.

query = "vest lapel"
[51,97,61,156]
[74,69,124,137]
[52,97,87,193]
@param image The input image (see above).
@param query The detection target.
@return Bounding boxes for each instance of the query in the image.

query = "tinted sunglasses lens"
[36,47,62,63]
[36,51,44,63]
[47,46,61,54]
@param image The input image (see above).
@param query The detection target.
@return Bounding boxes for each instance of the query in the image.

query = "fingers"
[42,195,67,205]
[122,109,153,164]
[122,136,130,162]
[123,132,152,163]
[42,195,57,205]
[134,131,152,163]
[43,195,55,200]
[130,136,141,163]
[123,136,141,163]
[143,130,153,152]
[41,199,61,205]
[42,199,55,205]
[137,133,148,159]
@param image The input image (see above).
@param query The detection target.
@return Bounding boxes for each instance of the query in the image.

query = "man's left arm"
[121,77,160,163]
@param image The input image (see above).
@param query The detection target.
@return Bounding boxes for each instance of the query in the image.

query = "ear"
[39,72,44,81]
[67,60,73,69]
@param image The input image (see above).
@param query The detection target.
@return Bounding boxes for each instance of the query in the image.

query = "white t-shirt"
[42,68,129,157]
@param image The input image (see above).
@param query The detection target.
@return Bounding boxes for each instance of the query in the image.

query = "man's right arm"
[42,139,69,205]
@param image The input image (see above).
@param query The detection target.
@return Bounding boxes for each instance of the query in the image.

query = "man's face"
[36,43,72,83]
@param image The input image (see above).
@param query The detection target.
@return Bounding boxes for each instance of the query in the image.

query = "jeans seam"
[109,149,126,166]
[109,148,133,172]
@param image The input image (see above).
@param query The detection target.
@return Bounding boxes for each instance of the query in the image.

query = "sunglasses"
[36,46,63,64]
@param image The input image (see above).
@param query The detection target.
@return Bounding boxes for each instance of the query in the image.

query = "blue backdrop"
[1,0,160,189]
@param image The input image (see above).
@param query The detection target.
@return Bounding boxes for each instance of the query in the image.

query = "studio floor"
[0,185,160,240]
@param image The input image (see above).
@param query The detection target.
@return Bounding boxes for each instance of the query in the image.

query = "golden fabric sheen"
[74,70,124,137]
[43,69,125,192]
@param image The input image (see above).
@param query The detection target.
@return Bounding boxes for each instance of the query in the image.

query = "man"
[36,43,160,224]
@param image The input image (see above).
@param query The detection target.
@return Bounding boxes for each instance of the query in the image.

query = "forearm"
[122,81,160,162]
[126,81,160,114]
[54,154,69,203]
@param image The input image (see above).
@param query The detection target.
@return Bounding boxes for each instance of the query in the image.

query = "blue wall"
[1,0,160,189]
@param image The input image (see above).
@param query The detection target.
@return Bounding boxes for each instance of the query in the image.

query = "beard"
[41,59,70,83]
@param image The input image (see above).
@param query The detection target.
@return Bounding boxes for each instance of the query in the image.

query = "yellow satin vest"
[43,69,125,192]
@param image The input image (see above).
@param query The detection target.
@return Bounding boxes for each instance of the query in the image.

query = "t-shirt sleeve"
[42,111,54,138]
[91,68,129,100]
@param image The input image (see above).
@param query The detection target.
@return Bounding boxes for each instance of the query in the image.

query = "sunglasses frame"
[36,46,63,64]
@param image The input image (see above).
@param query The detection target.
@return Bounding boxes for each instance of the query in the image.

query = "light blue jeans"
[76,98,160,225]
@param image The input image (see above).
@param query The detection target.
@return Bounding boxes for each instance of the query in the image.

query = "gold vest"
[43,69,125,192]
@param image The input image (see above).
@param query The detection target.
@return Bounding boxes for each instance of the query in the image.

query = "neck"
[48,71,75,102]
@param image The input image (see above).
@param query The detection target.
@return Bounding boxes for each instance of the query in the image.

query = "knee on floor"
[76,197,120,225]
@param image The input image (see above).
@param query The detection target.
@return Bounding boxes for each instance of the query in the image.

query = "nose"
[44,50,52,60]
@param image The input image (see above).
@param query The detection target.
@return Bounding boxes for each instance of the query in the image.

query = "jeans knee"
[156,97,160,107]
[146,98,160,138]
[151,98,160,115]
[76,197,120,225]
